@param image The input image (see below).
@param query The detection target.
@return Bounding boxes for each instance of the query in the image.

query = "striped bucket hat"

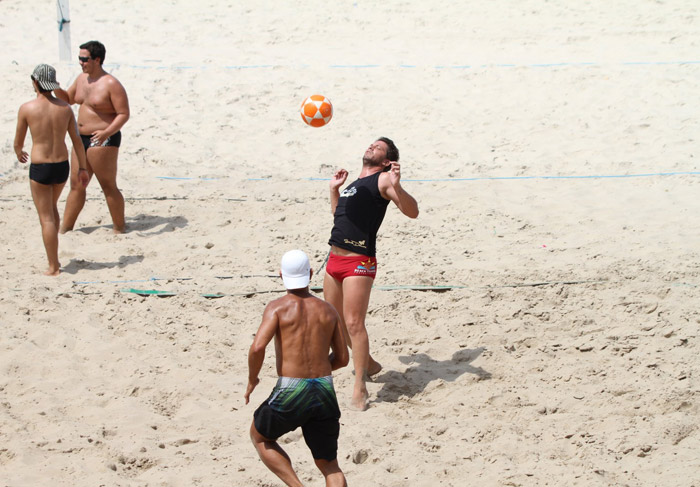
[31,64,60,91]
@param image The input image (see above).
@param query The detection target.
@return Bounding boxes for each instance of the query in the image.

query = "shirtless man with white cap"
[245,249,350,487]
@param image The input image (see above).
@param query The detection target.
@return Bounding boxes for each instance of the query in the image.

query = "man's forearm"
[330,189,340,215]
[329,352,348,371]
[104,113,130,137]
[395,185,419,218]
[247,349,264,382]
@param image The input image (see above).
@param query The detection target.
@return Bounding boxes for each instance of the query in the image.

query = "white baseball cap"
[280,250,311,290]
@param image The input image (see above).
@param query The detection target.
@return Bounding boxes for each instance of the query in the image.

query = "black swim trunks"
[254,376,341,461]
[29,160,69,185]
[80,130,122,151]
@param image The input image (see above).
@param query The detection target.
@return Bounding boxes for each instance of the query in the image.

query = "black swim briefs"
[29,160,70,185]
[80,130,122,151]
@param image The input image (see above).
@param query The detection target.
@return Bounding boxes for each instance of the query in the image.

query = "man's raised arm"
[380,162,419,219]
[54,79,77,105]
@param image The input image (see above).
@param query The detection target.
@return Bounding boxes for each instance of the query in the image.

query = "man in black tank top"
[323,137,419,411]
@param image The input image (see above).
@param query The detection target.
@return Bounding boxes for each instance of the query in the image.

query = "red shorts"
[326,253,378,282]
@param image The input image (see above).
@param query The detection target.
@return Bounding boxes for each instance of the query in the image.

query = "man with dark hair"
[376,136,399,163]
[78,40,106,64]
[55,40,130,233]
[324,137,419,410]
[246,250,349,487]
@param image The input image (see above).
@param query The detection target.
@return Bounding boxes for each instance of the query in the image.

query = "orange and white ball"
[300,95,333,127]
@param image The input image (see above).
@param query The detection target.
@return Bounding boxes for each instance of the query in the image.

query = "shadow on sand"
[373,348,491,404]
[74,214,188,236]
[61,255,145,275]
[127,214,188,235]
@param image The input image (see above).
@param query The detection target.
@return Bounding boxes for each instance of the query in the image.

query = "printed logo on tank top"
[340,187,357,198]
[343,238,366,249]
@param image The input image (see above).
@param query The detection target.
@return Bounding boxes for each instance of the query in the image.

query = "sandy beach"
[1,1,699,485]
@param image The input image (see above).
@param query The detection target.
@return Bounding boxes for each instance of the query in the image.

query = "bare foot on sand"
[349,391,369,411]
[44,267,60,276]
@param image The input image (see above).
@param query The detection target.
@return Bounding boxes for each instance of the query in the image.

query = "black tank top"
[328,171,390,257]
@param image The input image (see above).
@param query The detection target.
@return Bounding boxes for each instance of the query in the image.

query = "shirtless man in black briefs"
[55,40,130,233]
[14,64,88,275]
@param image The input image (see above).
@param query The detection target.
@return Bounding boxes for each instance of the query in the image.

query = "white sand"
[1,1,699,485]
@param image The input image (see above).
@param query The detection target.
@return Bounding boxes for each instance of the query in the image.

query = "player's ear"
[310,268,314,280]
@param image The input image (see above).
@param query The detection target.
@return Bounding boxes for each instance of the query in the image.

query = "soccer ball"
[300,95,333,127]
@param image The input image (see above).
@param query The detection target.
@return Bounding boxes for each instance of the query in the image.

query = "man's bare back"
[268,292,346,379]
[246,289,348,391]
[14,65,88,178]
[18,96,75,163]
